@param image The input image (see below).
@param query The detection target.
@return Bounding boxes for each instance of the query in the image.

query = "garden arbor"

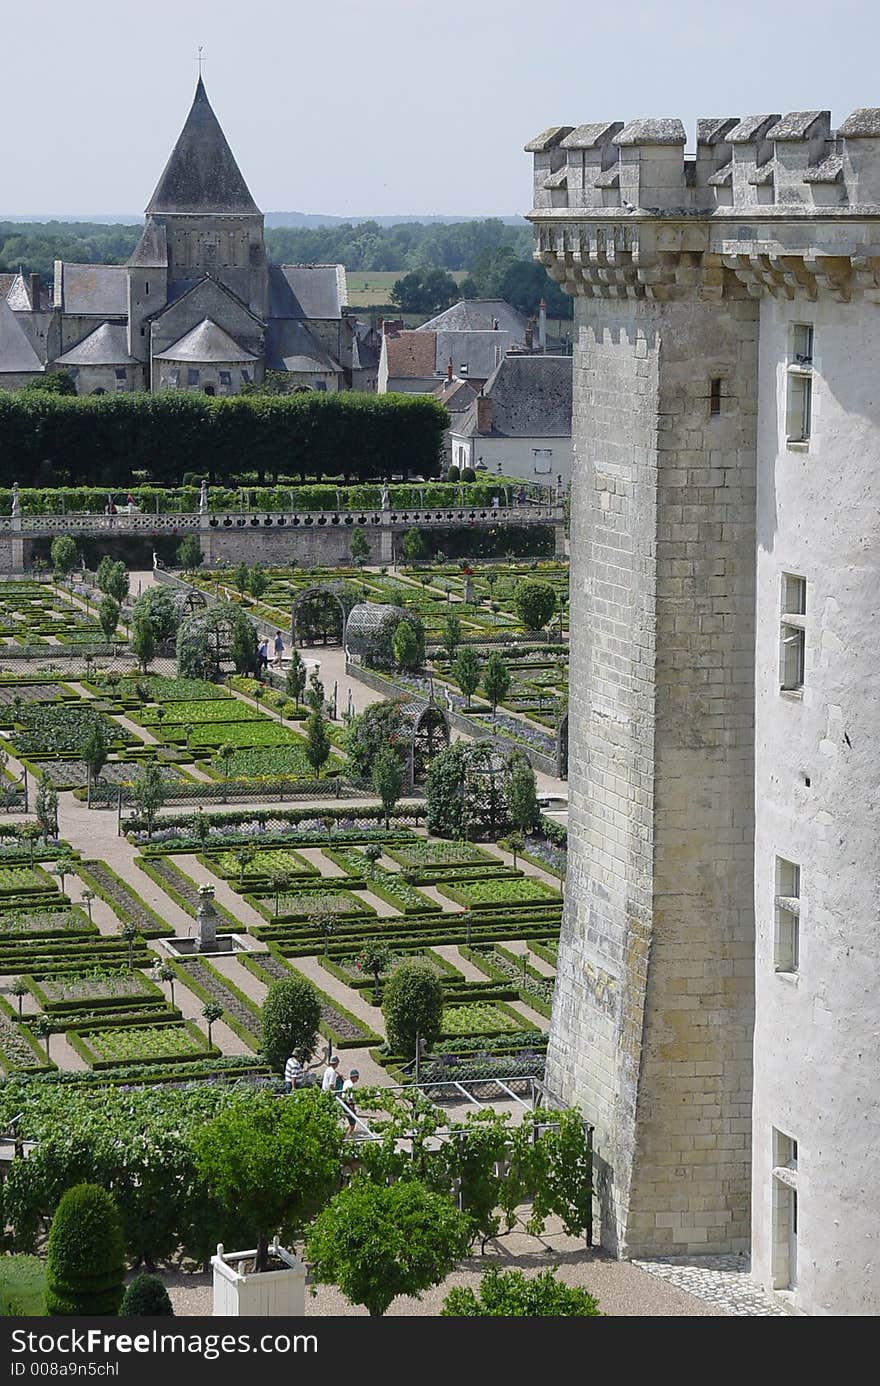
[290,584,354,647]
[176,603,257,681]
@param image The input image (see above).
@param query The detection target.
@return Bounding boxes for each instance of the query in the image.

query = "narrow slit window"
[709,377,722,417]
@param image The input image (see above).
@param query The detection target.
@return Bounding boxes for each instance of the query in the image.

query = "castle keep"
[527,111,880,1315]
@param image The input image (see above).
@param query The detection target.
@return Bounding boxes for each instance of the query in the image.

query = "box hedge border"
[240,949,382,1050]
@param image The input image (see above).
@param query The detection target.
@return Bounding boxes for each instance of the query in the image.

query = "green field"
[345,270,469,309]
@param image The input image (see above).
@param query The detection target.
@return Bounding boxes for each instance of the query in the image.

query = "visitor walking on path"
[341,1068,360,1134]
[321,1055,340,1092]
[274,632,284,664]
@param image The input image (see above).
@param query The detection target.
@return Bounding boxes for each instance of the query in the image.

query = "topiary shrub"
[120,1273,175,1316]
[382,960,444,1057]
[441,1267,601,1316]
[45,1183,125,1316]
[261,977,321,1073]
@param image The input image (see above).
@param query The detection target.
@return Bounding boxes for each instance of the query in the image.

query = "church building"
[2,79,363,395]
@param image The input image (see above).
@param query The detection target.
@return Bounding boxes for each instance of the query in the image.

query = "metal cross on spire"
[197,45,205,76]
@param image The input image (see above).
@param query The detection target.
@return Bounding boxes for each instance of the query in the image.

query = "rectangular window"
[169,368,180,388]
[241,369,251,384]
[187,368,200,386]
[786,324,813,445]
[532,448,552,475]
[114,368,127,382]
[780,574,806,692]
[709,377,722,417]
[772,1128,799,1292]
[774,857,800,973]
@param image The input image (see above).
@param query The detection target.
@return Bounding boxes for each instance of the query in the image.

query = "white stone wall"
[751,290,880,1315]
[450,431,572,485]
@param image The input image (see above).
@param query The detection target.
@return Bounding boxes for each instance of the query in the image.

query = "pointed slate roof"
[146,78,260,217]
[0,296,43,374]
[153,317,257,363]
[55,323,137,367]
[128,217,168,269]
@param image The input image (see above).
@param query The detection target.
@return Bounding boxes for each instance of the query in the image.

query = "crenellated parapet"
[527,110,880,304]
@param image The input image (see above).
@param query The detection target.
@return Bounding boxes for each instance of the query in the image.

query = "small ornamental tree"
[10,977,27,1018]
[82,719,109,805]
[285,651,307,711]
[202,1001,224,1048]
[402,527,426,561]
[98,594,120,644]
[514,579,557,633]
[131,762,165,839]
[305,711,331,776]
[362,843,382,878]
[442,1268,601,1317]
[233,563,250,596]
[271,870,292,916]
[248,564,268,600]
[45,1183,126,1316]
[502,832,525,870]
[177,535,203,573]
[382,959,444,1057]
[33,1013,53,1059]
[505,752,539,833]
[483,651,511,716]
[306,666,325,713]
[193,1091,344,1272]
[131,611,157,672]
[120,1273,174,1317]
[392,618,420,673]
[443,611,461,659]
[261,976,321,1073]
[306,1179,471,1317]
[350,528,370,566]
[451,647,480,709]
[96,555,114,593]
[357,941,393,1003]
[35,772,58,840]
[104,560,130,604]
[372,745,404,828]
[131,585,178,644]
[50,535,77,579]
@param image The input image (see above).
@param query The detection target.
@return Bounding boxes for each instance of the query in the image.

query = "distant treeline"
[0,218,531,280]
[0,390,448,487]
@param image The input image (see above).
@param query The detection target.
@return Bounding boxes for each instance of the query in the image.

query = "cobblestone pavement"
[633,1255,789,1316]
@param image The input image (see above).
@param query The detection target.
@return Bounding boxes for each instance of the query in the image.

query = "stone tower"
[527,111,880,1314]
[139,77,268,321]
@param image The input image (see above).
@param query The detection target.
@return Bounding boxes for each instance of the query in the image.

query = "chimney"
[538,299,547,351]
[476,392,492,433]
[447,357,453,383]
[525,320,534,350]
[29,274,42,311]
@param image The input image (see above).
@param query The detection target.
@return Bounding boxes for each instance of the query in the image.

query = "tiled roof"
[0,296,43,373]
[58,263,127,316]
[146,77,260,216]
[154,318,257,363]
[384,332,437,378]
[55,323,136,367]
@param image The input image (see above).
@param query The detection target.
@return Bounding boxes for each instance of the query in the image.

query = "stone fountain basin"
[161,934,256,958]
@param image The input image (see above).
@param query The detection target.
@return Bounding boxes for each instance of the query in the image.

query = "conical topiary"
[120,1274,175,1316]
[45,1183,125,1316]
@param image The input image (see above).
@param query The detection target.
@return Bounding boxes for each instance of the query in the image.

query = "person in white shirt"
[341,1069,360,1134]
[321,1055,340,1092]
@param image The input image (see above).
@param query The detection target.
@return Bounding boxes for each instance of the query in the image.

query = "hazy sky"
[2,0,875,218]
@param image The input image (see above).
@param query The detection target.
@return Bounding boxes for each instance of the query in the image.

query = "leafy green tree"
[483,651,511,715]
[50,535,77,578]
[176,535,203,573]
[306,1179,471,1316]
[443,611,461,658]
[131,762,165,839]
[372,745,404,828]
[261,977,321,1073]
[362,843,382,878]
[451,646,480,708]
[233,562,250,596]
[10,976,27,1018]
[120,1273,174,1316]
[357,941,393,1002]
[95,555,114,593]
[193,1092,345,1272]
[82,719,109,805]
[502,831,525,870]
[505,752,539,833]
[349,528,370,566]
[442,1267,600,1317]
[202,1001,224,1048]
[35,771,58,840]
[33,1013,53,1059]
[98,594,120,643]
[392,618,420,672]
[382,959,444,1057]
[285,650,307,711]
[45,1184,125,1316]
[22,369,76,395]
[305,711,331,776]
[346,700,407,780]
[514,579,557,632]
[248,564,268,600]
[402,527,426,561]
[131,585,177,644]
[51,854,76,897]
[104,560,129,604]
[131,611,156,672]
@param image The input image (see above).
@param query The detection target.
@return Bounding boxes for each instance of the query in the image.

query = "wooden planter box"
[211,1242,306,1317]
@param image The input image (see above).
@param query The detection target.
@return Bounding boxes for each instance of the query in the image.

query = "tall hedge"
[0,391,448,487]
[45,1183,125,1316]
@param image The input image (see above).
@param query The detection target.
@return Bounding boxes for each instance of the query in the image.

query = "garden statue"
[199,480,209,515]
[381,484,390,511]
[11,483,20,518]
[196,884,219,952]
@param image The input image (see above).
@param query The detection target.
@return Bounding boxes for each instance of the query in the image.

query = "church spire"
[146,78,260,216]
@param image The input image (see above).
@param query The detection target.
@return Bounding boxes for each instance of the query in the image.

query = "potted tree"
[196,1091,344,1316]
